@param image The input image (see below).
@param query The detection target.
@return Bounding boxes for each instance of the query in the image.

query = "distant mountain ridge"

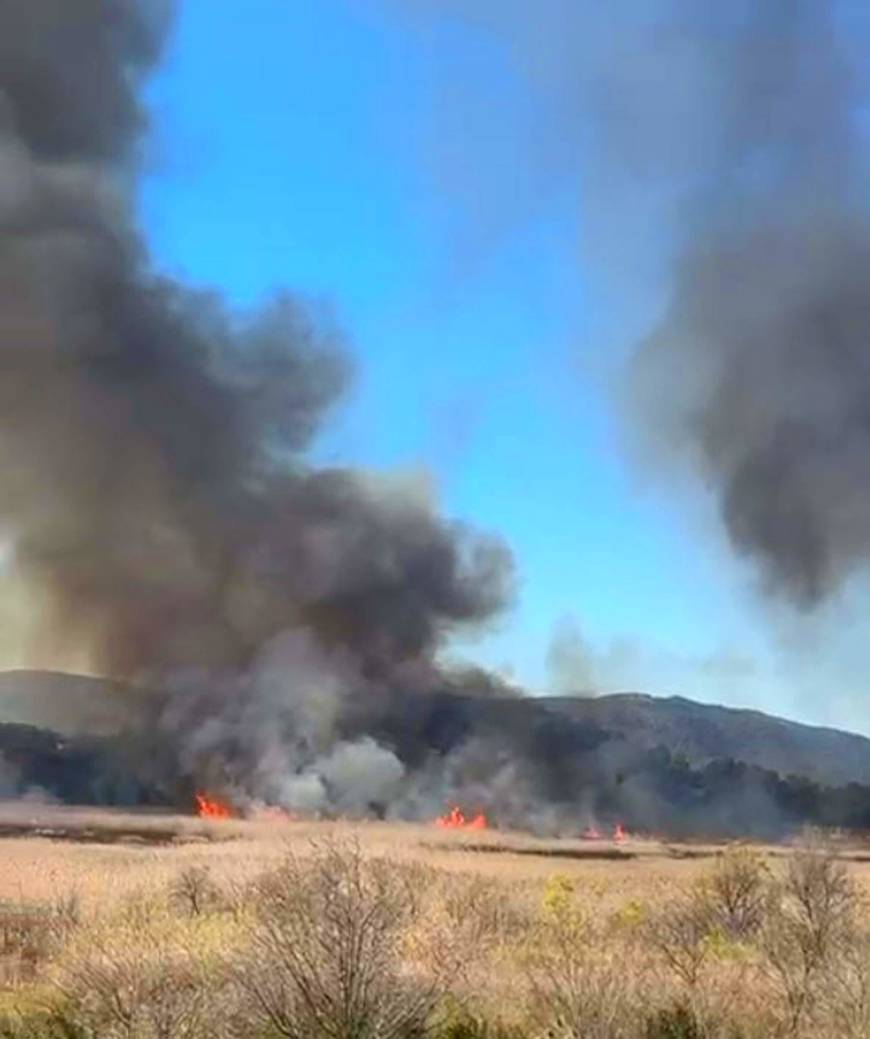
[541,693,870,788]
[0,670,152,737]
[0,670,869,792]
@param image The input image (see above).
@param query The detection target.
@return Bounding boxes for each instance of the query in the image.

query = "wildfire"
[435,805,488,830]
[580,823,628,842]
[195,792,234,820]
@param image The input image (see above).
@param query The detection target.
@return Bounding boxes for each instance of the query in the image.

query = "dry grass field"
[1,803,870,1037]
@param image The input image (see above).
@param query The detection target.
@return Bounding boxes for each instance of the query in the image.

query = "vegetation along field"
[0,807,870,1037]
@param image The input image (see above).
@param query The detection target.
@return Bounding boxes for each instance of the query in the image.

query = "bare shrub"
[440,873,534,953]
[0,1010,91,1038]
[436,1012,528,1039]
[524,875,643,1039]
[703,848,769,941]
[760,837,858,1036]
[647,894,717,991]
[814,927,870,1039]
[169,865,222,918]
[643,1003,703,1039]
[60,951,213,1038]
[52,900,235,1039]
[0,894,80,986]
[235,838,459,1039]
[648,849,768,995]
[643,854,771,1036]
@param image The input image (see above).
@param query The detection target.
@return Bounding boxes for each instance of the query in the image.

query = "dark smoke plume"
[0,0,511,674]
[9,0,861,834]
[0,0,515,813]
[625,0,870,609]
[400,0,870,610]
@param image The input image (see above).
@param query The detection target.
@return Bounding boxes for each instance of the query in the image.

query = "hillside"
[1,670,870,797]
[0,670,154,737]
[542,693,870,788]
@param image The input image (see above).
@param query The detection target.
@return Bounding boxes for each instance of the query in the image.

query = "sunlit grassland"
[2,805,870,1037]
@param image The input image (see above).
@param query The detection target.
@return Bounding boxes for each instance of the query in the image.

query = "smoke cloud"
[624,1,870,609]
[546,615,764,709]
[395,0,870,610]
[8,0,865,831]
[0,0,512,674]
[0,0,514,813]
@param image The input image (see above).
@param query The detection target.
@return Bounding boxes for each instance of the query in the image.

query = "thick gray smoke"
[10,0,863,832]
[624,1,870,609]
[0,0,514,814]
[397,0,870,610]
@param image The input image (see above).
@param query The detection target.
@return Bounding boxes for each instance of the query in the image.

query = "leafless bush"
[641,854,771,1036]
[526,878,643,1039]
[703,847,769,941]
[169,865,222,918]
[437,1011,529,1039]
[645,884,724,993]
[235,838,459,1039]
[816,928,870,1039]
[0,1010,91,1038]
[527,949,641,1039]
[643,1002,704,1039]
[440,874,533,952]
[0,894,80,986]
[57,952,216,1039]
[761,837,858,1036]
[52,899,233,1039]
[647,849,769,995]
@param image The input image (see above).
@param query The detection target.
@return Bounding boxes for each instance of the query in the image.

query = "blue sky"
[137,1,853,727]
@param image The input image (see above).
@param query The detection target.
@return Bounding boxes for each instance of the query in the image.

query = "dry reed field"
[2,805,870,1037]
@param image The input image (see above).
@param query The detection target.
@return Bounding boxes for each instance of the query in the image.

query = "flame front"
[581,822,627,841]
[435,805,488,830]
[195,792,234,820]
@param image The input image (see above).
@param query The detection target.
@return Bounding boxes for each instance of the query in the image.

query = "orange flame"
[580,823,627,841]
[435,805,488,830]
[195,792,234,820]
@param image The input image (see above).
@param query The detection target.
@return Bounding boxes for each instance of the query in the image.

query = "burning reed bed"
[0,827,870,1037]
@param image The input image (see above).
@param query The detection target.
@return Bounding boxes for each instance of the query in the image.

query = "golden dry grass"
[1,802,869,906]
[0,806,739,906]
[2,805,870,1037]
